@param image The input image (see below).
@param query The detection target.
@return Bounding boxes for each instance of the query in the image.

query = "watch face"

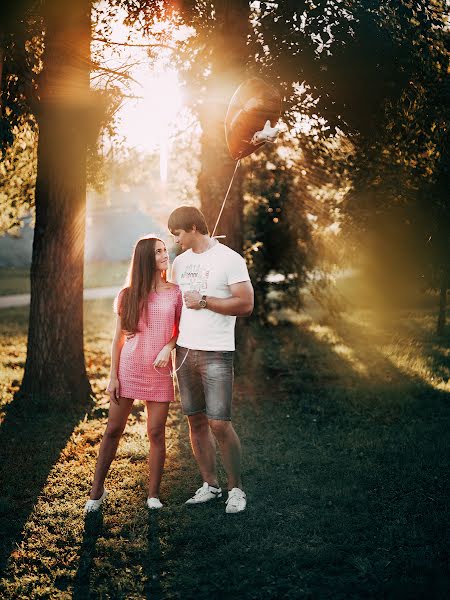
[199,299,207,308]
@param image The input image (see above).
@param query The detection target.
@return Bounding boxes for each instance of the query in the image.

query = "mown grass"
[0,300,449,599]
[0,262,129,296]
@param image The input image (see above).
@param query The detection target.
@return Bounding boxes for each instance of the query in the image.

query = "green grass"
[0,301,449,598]
[0,262,129,296]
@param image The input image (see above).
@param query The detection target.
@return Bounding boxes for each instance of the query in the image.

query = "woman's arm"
[153,333,178,368]
[107,315,125,404]
[153,290,181,368]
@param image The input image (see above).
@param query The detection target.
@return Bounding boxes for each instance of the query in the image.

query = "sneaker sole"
[226,506,246,513]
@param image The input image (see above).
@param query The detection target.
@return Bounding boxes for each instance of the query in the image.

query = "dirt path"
[0,286,121,309]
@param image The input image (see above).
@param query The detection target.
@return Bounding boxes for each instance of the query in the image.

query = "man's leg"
[209,420,242,490]
[176,346,220,497]
[187,413,219,487]
[200,350,246,502]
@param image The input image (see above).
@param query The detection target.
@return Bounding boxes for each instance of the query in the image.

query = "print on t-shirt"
[179,263,210,293]
[171,243,250,350]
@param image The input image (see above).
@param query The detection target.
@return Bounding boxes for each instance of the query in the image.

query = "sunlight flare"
[119,68,183,180]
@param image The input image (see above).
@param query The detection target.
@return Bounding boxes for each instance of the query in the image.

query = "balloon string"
[211,159,241,238]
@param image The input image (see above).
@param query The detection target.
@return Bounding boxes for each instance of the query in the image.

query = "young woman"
[84,235,182,512]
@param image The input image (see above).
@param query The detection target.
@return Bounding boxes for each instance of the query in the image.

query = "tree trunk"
[198,1,250,254]
[20,0,93,402]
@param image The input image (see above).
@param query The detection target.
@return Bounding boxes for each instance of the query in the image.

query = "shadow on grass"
[144,512,163,600]
[239,318,449,598]
[1,306,448,597]
[0,395,90,576]
[72,510,104,599]
[148,317,450,599]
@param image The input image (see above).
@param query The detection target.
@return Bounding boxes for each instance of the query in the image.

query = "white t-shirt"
[171,242,250,351]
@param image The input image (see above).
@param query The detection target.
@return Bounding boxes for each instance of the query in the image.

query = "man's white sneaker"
[225,488,246,513]
[147,497,163,510]
[185,482,222,504]
[84,489,108,514]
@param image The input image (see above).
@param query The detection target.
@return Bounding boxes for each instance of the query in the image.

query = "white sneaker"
[84,489,108,514]
[147,497,163,510]
[185,482,222,504]
[225,488,246,513]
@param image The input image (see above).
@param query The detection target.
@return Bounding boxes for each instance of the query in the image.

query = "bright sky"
[92,5,186,181]
[118,67,183,180]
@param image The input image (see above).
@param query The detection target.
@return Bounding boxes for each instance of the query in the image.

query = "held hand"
[107,377,120,405]
[184,290,202,310]
[153,344,172,368]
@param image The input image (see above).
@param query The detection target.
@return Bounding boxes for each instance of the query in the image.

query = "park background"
[0,1,449,598]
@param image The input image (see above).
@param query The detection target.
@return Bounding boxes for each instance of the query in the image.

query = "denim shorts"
[175,346,234,421]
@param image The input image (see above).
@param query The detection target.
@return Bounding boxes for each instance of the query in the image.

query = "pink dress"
[116,285,182,402]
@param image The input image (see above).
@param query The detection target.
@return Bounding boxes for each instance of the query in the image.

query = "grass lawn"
[0,300,449,598]
[0,262,129,296]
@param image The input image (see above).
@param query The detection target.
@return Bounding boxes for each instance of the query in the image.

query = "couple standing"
[84,206,254,515]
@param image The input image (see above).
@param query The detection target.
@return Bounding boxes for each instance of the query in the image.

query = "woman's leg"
[146,401,169,498]
[89,397,134,499]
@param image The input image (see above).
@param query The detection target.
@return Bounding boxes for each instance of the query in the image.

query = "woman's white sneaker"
[185,482,222,504]
[147,497,163,509]
[84,489,108,514]
[225,488,246,513]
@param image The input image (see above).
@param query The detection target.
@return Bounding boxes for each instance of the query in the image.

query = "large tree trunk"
[20,0,92,402]
[198,1,250,254]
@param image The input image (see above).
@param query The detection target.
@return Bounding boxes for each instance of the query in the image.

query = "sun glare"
[92,5,186,182]
[120,68,183,181]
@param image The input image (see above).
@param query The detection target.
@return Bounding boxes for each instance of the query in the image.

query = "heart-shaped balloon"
[225,78,282,161]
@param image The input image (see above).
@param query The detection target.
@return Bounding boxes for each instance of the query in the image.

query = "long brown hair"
[116,235,166,334]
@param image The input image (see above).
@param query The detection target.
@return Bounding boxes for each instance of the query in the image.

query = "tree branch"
[92,36,176,51]
[90,61,141,85]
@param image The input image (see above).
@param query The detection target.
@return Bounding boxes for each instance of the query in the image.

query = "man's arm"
[184,281,254,317]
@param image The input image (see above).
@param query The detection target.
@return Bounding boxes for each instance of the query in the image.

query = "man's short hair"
[168,206,209,235]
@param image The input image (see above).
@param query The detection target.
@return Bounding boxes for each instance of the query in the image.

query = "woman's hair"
[168,205,209,235]
[115,235,166,334]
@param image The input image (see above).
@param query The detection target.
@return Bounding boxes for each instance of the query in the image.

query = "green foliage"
[244,143,314,321]
[0,116,37,234]
[251,1,448,136]
[0,2,42,149]
[340,4,450,301]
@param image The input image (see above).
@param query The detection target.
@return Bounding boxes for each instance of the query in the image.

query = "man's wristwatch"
[198,295,207,309]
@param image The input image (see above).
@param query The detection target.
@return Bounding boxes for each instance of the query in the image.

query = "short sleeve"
[227,254,250,286]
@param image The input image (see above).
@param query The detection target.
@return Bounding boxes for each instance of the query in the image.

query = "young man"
[168,206,254,513]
